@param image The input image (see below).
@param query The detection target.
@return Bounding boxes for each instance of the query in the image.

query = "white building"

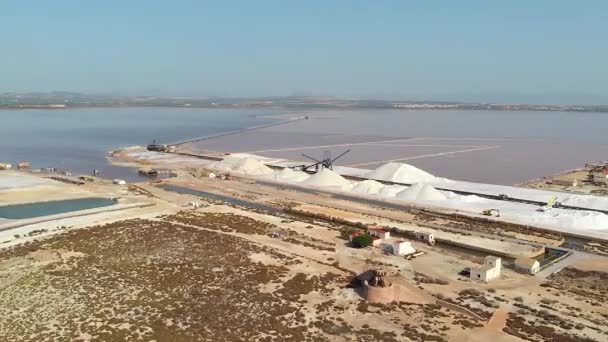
[470,256,502,283]
[415,231,435,245]
[514,257,540,275]
[391,240,416,256]
[368,227,390,240]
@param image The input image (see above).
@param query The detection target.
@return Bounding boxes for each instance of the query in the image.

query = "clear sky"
[2,0,607,104]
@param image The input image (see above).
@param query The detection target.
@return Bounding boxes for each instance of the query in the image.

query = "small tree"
[339,227,358,240]
[352,234,373,248]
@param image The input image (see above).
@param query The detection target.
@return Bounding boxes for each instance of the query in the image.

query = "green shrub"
[352,234,374,248]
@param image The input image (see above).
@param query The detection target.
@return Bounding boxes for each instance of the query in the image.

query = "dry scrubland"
[0,211,485,342]
[0,207,606,341]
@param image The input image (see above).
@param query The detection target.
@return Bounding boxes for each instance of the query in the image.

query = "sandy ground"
[572,257,608,273]
[294,203,543,258]
[0,205,495,341]
[0,170,172,248]
[1,169,607,341]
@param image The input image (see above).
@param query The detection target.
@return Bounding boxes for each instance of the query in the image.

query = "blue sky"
[1,0,607,104]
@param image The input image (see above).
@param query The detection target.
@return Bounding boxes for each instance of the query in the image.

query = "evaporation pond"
[0,198,116,219]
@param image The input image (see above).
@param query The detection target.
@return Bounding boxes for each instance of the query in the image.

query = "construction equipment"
[537,195,560,212]
[147,139,176,153]
[482,209,500,217]
[295,149,351,172]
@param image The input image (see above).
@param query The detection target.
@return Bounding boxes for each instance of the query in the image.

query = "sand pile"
[210,156,273,176]
[396,183,447,201]
[268,168,310,182]
[351,180,385,195]
[303,169,352,190]
[365,162,435,183]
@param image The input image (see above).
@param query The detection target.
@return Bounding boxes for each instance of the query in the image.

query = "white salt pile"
[396,183,447,201]
[378,185,407,198]
[351,180,385,195]
[395,183,425,200]
[268,168,310,182]
[365,162,435,183]
[303,168,352,190]
[210,156,273,176]
[229,153,284,164]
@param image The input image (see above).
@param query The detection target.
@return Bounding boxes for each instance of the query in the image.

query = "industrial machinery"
[537,195,560,212]
[146,139,176,153]
[482,209,500,217]
[294,149,351,172]
[585,162,608,187]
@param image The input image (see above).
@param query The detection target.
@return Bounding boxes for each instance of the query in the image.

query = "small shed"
[371,236,382,247]
[392,240,416,256]
[514,257,540,275]
[368,227,390,240]
[415,231,435,245]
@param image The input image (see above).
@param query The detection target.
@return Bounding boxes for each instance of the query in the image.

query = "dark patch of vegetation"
[351,234,374,248]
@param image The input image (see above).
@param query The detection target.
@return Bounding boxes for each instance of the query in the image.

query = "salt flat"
[0,172,55,191]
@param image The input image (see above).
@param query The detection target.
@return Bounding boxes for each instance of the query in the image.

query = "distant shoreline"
[2,104,608,113]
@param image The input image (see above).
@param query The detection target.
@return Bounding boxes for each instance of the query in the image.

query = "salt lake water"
[1,108,608,184]
[0,108,283,180]
[0,198,116,219]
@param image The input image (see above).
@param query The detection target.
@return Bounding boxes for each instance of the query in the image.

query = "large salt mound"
[365,162,435,183]
[210,156,273,176]
[303,169,351,190]
[378,185,407,198]
[269,168,310,182]
[395,183,425,200]
[396,183,447,201]
[351,180,385,195]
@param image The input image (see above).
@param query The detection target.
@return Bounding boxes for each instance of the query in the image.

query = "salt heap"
[303,168,352,190]
[378,185,407,198]
[210,156,273,176]
[365,162,435,183]
[351,180,385,195]
[396,183,447,201]
[268,168,310,182]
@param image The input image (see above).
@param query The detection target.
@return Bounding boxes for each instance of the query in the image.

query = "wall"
[435,299,486,321]
[363,281,395,304]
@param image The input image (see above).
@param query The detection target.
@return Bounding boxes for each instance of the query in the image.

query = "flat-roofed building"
[470,256,502,283]
[514,257,540,275]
